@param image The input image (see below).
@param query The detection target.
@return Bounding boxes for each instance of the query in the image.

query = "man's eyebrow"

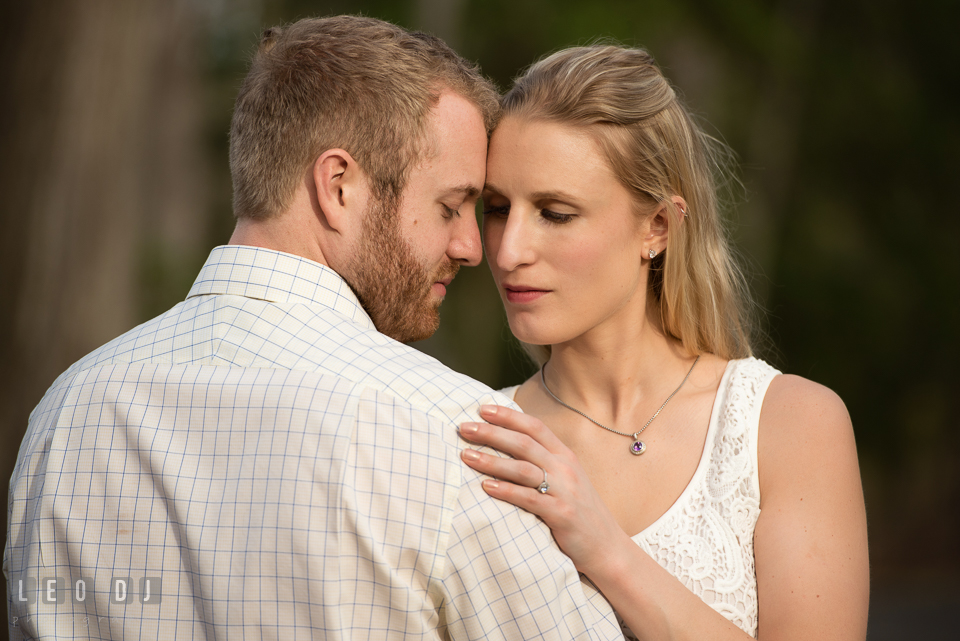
[445,184,480,199]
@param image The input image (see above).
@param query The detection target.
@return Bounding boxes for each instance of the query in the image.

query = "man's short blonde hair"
[230,15,500,220]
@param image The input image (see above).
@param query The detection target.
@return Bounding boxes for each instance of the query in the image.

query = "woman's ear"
[670,195,689,224]
[311,148,368,235]
[643,195,687,260]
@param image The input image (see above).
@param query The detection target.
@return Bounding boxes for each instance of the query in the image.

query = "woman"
[457,45,869,640]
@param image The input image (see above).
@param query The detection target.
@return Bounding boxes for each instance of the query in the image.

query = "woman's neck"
[541,306,695,425]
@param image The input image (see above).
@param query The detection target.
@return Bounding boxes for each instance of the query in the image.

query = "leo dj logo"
[13,577,162,605]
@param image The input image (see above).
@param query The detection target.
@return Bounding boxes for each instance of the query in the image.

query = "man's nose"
[449,211,482,266]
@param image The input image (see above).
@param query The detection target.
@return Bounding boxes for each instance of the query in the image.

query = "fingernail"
[482,479,500,490]
[462,449,481,461]
[480,405,497,416]
[459,423,478,434]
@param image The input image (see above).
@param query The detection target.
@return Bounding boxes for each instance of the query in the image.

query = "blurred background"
[1,0,957,638]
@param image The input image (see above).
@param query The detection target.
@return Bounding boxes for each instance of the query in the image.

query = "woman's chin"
[507,320,567,348]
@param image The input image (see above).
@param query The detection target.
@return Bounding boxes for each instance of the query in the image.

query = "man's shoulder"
[327,324,515,442]
[47,293,513,438]
[44,301,189,393]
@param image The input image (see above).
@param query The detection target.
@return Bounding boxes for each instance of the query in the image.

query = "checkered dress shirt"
[5,245,622,640]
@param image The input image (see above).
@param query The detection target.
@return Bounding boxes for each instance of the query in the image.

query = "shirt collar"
[186,245,375,330]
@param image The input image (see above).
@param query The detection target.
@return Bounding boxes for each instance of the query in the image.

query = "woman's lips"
[504,286,549,304]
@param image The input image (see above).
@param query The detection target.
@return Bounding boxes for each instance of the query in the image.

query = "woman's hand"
[459,405,630,575]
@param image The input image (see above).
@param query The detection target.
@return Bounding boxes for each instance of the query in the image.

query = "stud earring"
[648,249,657,259]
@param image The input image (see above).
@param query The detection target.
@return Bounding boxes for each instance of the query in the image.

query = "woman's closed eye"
[541,209,574,224]
[481,203,574,225]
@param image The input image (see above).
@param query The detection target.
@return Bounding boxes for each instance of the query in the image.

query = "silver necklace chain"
[540,354,701,455]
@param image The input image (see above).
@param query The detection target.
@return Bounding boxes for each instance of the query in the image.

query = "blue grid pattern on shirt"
[6,245,623,640]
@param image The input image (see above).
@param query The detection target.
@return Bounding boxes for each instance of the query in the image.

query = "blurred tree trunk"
[0,0,209,618]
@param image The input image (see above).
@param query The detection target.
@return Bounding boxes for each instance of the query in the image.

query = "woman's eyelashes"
[482,203,574,225]
[540,209,574,224]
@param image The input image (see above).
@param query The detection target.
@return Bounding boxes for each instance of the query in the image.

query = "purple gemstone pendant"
[631,439,646,455]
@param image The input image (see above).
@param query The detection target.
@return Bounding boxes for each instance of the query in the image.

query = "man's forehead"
[423,92,486,145]
[410,97,487,189]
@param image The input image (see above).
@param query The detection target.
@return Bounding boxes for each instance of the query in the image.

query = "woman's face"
[482,117,654,347]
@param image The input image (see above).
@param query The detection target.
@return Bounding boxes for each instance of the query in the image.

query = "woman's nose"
[495,209,536,272]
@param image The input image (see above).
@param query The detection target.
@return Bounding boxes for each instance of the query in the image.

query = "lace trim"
[620,357,778,639]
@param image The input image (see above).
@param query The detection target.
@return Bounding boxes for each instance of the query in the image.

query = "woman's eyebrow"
[482,184,584,206]
[530,189,584,206]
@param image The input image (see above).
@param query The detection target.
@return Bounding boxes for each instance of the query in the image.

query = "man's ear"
[312,148,367,235]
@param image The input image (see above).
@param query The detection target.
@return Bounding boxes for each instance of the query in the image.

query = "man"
[5,16,624,640]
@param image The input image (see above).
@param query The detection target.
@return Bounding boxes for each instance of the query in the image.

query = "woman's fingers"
[458,420,545,462]
[459,405,566,461]
[477,405,563,451]
[479,477,551,516]
[461,447,546,490]
[460,447,556,520]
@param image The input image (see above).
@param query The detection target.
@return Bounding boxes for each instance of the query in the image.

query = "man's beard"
[344,198,458,343]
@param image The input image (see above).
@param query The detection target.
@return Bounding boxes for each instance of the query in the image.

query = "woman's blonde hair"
[502,44,755,363]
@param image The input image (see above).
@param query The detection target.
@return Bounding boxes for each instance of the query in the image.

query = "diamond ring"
[537,468,549,494]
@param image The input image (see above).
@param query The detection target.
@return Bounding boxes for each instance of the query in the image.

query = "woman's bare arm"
[753,375,869,640]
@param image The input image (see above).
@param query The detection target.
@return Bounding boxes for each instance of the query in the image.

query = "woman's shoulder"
[755,368,857,497]
[502,373,547,409]
[498,384,521,401]
[761,371,851,433]
[721,357,847,421]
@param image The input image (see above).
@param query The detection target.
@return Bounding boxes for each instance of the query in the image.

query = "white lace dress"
[503,357,780,638]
